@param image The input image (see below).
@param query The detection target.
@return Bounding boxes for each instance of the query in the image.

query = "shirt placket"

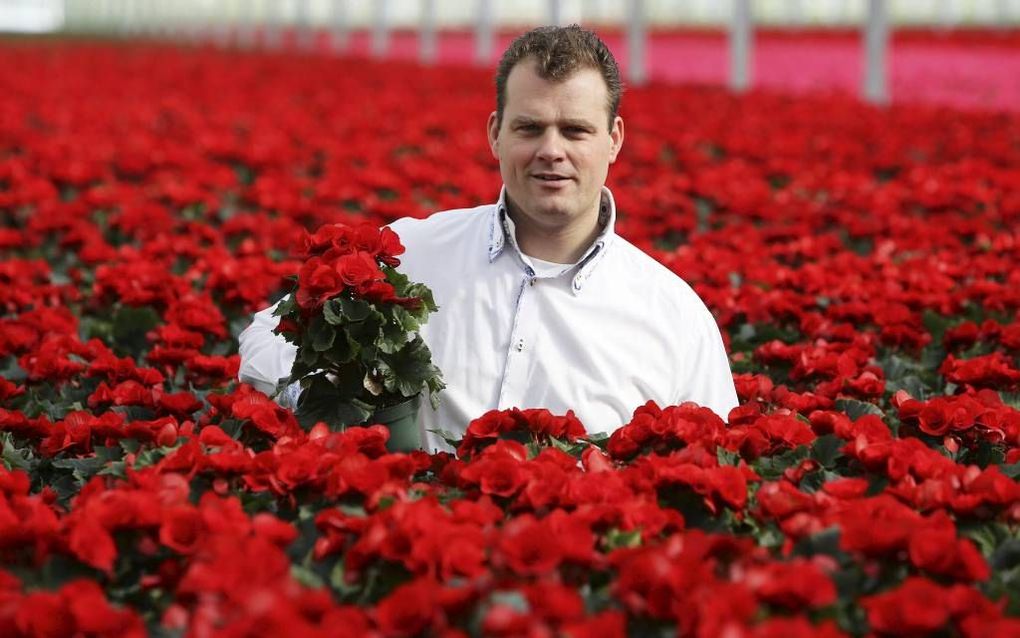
[496,262,538,410]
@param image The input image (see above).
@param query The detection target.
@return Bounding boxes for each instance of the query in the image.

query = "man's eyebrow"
[559,118,596,130]
[509,116,596,129]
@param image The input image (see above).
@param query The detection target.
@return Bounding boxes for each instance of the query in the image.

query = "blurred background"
[3,0,1020,111]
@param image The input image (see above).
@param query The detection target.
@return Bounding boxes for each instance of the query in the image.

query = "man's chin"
[507,191,578,226]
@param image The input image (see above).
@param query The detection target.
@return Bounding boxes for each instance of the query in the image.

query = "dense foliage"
[1,43,1019,637]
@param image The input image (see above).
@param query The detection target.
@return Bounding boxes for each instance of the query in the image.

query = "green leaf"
[299,344,320,366]
[295,376,372,429]
[990,539,1020,572]
[716,448,741,467]
[290,564,325,589]
[920,345,948,377]
[119,438,141,454]
[308,317,335,352]
[489,590,529,613]
[322,299,345,325]
[427,428,462,450]
[959,522,1010,557]
[1,433,35,472]
[377,336,440,398]
[328,329,359,364]
[51,456,107,477]
[77,316,112,345]
[384,267,412,296]
[112,305,161,356]
[799,469,844,494]
[340,297,373,322]
[346,312,383,346]
[585,432,610,450]
[0,356,27,383]
[753,446,810,481]
[922,310,952,344]
[793,526,842,558]
[390,305,420,334]
[960,441,1006,469]
[548,436,585,458]
[603,528,642,550]
[403,282,438,317]
[329,561,361,598]
[49,473,79,504]
[1002,461,1020,479]
[272,294,296,317]
[834,398,884,421]
[1001,392,1020,411]
[811,434,844,469]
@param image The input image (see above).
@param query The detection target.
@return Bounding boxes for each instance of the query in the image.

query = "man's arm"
[237,300,298,398]
[677,305,740,423]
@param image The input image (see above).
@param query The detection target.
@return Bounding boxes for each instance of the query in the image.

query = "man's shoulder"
[610,237,703,305]
[387,203,493,240]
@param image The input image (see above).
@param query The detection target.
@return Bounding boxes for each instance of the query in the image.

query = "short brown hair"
[494,25,622,130]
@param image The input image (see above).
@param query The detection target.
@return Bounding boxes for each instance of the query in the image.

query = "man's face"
[487,60,624,237]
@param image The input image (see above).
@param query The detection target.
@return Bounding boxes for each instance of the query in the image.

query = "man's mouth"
[532,173,570,182]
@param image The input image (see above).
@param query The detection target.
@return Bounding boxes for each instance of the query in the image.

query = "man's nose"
[535,130,566,162]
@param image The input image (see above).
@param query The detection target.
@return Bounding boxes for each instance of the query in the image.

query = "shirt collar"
[487,185,617,295]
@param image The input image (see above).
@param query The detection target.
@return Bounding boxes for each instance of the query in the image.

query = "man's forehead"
[504,60,606,92]
[502,65,608,118]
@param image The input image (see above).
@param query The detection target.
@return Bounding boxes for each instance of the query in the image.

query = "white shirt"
[237,186,738,452]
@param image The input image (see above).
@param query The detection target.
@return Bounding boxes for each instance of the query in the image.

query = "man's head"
[487,26,625,251]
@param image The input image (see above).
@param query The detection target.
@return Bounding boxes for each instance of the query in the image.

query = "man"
[238,25,738,452]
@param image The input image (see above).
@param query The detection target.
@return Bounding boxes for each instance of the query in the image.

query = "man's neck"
[506,198,603,265]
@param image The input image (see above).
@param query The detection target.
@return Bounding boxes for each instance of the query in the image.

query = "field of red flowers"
[1,42,1019,637]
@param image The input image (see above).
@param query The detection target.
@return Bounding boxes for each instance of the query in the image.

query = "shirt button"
[529,278,536,286]
[515,339,524,352]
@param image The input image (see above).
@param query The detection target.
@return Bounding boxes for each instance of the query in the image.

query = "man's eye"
[518,125,541,133]
[563,127,588,137]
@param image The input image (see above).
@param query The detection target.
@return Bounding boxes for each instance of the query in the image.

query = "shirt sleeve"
[676,305,739,424]
[237,299,298,397]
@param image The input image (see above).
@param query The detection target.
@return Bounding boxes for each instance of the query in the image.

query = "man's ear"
[608,115,624,164]
[486,111,500,160]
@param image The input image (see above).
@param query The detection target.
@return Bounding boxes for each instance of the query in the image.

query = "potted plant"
[271,221,444,451]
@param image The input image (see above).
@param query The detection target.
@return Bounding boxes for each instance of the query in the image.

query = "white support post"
[862,0,889,105]
[295,0,314,51]
[789,0,804,26]
[236,0,256,49]
[163,1,181,42]
[549,0,563,26]
[141,0,153,39]
[729,0,752,93]
[212,2,231,48]
[475,0,494,65]
[936,0,956,30]
[329,0,348,53]
[627,0,647,87]
[117,0,131,37]
[97,0,111,35]
[995,0,1011,27]
[155,1,168,42]
[264,0,283,50]
[371,0,390,58]
[61,0,71,33]
[421,0,438,64]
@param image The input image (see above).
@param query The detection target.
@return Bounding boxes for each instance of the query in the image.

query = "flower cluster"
[272,221,444,435]
[0,42,1018,636]
[293,223,410,311]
